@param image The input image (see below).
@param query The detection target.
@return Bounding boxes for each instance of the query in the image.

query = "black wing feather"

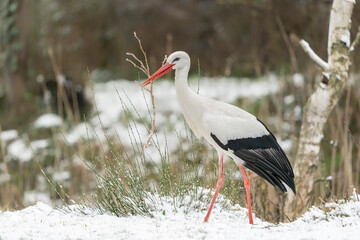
[210,118,296,194]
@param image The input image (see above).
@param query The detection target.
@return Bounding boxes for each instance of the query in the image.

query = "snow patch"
[325,176,333,181]
[340,31,350,48]
[0,129,18,143]
[284,95,294,105]
[64,123,99,145]
[0,173,11,184]
[294,105,302,120]
[23,191,52,206]
[53,171,71,182]
[292,73,305,87]
[30,139,49,150]
[7,139,33,163]
[33,113,63,128]
[322,71,330,80]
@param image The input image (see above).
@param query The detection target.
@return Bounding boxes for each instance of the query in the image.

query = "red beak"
[141,62,174,87]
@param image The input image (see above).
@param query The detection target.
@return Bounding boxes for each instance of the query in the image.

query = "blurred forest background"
[0,0,359,220]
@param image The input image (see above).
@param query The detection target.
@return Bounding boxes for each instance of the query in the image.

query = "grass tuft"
[80,87,223,217]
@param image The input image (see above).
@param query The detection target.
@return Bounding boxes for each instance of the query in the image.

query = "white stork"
[142,51,296,224]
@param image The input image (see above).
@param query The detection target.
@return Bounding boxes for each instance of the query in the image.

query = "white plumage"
[142,51,295,224]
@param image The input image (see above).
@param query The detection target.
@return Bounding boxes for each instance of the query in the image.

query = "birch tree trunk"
[284,0,358,218]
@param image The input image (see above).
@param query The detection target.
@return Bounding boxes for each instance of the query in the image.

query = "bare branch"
[350,26,360,54]
[300,40,329,70]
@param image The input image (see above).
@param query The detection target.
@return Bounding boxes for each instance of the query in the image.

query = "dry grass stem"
[344,120,360,151]
[275,15,298,72]
[266,198,291,222]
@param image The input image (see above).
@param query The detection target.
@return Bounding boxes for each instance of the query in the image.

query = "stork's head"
[167,51,190,70]
[142,51,190,87]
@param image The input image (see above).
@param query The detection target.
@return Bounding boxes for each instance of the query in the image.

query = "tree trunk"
[285,0,357,218]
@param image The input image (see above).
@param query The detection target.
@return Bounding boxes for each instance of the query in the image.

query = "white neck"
[174,65,191,97]
[174,64,204,138]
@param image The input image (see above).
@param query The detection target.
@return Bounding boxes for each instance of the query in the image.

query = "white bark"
[299,40,329,70]
[327,0,354,61]
[285,0,356,218]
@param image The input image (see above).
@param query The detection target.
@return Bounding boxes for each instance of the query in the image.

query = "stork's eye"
[172,57,180,63]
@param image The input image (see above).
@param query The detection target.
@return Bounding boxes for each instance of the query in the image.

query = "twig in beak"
[126,32,162,148]
[126,57,149,77]
[144,82,156,148]
[133,32,150,76]
[162,55,168,66]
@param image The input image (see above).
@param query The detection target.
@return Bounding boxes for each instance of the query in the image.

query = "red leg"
[237,164,254,224]
[204,154,224,222]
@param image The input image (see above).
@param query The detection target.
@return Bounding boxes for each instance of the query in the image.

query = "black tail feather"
[211,132,296,194]
[238,149,296,194]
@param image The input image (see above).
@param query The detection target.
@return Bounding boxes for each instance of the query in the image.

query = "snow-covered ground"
[1,192,359,240]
